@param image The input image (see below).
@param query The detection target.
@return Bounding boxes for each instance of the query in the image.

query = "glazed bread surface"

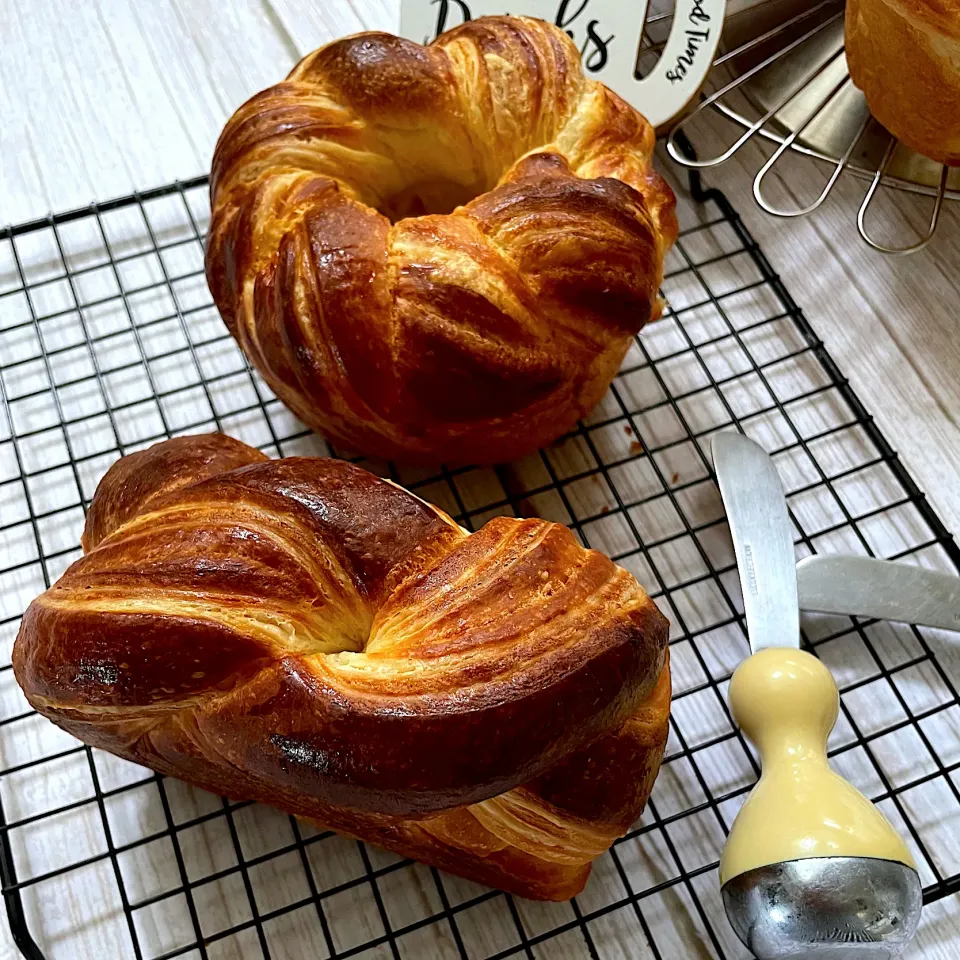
[846,0,960,164]
[13,434,671,899]
[206,15,677,465]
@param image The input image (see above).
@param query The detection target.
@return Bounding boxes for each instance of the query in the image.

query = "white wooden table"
[2,1,960,958]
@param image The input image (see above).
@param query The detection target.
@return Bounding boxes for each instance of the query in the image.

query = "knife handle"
[719,648,916,884]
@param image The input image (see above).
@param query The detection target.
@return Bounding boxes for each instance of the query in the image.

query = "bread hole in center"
[377,178,483,222]
[243,607,367,656]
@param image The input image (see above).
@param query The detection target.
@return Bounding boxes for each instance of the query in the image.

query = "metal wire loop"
[857,140,950,255]
[666,4,844,169]
[753,80,870,218]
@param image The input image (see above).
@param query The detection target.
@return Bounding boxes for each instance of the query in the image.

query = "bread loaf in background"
[846,0,960,165]
[13,434,671,900]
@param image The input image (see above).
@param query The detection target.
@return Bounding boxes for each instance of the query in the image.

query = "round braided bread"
[206,16,677,465]
[14,434,668,801]
[14,435,670,898]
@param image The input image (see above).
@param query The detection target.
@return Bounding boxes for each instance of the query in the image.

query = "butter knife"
[798,554,960,632]
[712,432,922,960]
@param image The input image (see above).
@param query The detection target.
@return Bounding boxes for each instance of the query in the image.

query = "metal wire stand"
[1,173,959,960]
[656,0,959,254]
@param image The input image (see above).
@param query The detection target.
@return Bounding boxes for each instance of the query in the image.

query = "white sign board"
[399,0,725,129]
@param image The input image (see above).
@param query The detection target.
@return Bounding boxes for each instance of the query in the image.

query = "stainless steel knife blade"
[797,554,960,633]
[712,433,799,652]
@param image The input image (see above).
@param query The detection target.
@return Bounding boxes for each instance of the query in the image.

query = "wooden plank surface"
[1,1,959,957]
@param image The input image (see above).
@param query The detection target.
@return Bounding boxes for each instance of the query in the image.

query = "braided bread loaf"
[206,16,677,465]
[846,0,960,164]
[14,434,670,900]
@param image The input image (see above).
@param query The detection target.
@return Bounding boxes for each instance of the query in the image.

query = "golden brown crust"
[846,0,960,164]
[874,0,960,38]
[205,16,677,465]
[81,433,269,551]
[14,435,670,899]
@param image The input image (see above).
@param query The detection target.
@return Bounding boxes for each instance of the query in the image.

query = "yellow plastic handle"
[719,648,915,885]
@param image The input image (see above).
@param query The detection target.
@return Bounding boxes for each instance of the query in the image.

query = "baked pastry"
[206,16,677,466]
[14,434,670,900]
[846,0,960,164]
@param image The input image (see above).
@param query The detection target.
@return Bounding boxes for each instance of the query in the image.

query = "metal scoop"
[712,433,922,959]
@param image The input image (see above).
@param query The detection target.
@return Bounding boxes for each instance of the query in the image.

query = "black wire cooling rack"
[2,168,960,960]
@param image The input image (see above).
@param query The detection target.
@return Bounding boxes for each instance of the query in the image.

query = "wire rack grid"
[1,171,960,960]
